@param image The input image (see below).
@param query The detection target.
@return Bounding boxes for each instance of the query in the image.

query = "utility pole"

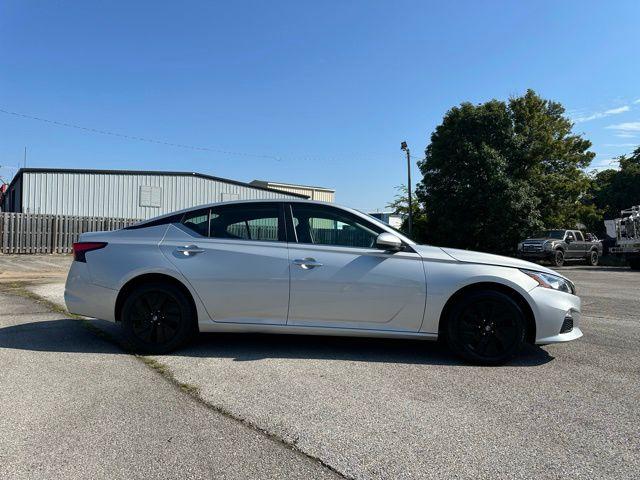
[23,147,27,168]
[400,141,413,237]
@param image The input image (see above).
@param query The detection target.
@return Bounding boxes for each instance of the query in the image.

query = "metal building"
[250,180,335,203]
[1,168,309,219]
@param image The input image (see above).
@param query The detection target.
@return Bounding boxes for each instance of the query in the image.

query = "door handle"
[293,258,323,269]
[175,245,205,256]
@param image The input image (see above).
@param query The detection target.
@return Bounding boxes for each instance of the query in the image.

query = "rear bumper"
[64,261,118,322]
[528,286,583,344]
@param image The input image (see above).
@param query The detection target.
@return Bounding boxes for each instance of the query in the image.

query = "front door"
[160,203,290,325]
[286,203,426,332]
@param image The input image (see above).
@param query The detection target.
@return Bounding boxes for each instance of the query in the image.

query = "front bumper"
[517,251,552,260]
[528,286,583,344]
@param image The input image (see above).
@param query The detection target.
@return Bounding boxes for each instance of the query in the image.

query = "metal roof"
[6,168,309,199]
[251,179,335,192]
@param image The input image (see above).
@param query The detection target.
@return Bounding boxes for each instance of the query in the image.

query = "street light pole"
[400,141,413,237]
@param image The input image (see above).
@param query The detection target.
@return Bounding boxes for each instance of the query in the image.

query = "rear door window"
[181,204,284,241]
[210,204,284,242]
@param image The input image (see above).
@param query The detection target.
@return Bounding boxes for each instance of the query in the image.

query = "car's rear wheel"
[629,258,640,271]
[121,283,195,354]
[553,249,565,267]
[586,250,599,266]
[446,290,526,365]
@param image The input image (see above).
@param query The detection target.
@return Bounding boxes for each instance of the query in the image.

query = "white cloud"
[604,106,630,115]
[574,105,630,123]
[588,157,620,171]
[634,99,640,104]
[603,143,638,147]
[606,121,640,132]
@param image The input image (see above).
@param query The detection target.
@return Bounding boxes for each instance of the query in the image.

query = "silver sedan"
[65,199,582,365]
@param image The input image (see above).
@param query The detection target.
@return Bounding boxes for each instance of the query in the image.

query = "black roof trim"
[6,168,309,199]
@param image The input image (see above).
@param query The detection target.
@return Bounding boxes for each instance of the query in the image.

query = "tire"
[586,250,599,266]
[553,249,565,267]
[121,282,196,354]
[629,258,640,271]
[446,290,526,365]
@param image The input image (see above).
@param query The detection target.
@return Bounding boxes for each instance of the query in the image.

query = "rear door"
[285,203,426,332]
[573,231,587,257]
[160,203,290,325]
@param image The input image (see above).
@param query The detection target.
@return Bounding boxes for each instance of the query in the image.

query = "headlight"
[543,241,553,251]
[521,270,575,294]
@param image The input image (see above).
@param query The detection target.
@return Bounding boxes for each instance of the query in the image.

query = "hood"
[436,246,560,276]
[522,237,551,243]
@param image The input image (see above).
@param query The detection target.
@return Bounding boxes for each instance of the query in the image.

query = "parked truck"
[517,229,602,267]
[605,206,640,270]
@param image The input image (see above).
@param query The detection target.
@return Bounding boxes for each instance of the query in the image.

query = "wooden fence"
[0,213,140,254]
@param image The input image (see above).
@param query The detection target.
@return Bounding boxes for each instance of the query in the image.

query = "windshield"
[533,230,565,239]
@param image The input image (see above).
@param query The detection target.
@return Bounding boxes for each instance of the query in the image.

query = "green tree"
[588,146,640,226]
[386,184,427,239]
[415,89,595,253]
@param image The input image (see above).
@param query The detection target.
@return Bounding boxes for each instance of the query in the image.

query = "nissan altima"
[65,200,582,364]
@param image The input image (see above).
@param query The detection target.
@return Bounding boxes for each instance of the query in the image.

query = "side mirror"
[376,232,403,252]
[565,236,573,243]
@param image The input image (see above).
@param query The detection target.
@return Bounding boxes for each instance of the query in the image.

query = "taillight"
[72,242,107,262]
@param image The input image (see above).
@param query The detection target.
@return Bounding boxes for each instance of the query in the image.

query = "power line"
[0,107,284,162]
[0,106,403,168]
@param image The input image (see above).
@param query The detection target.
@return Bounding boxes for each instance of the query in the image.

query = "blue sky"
[1,1,639,211]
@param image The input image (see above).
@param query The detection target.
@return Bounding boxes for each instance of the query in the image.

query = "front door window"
[290,204,380,249]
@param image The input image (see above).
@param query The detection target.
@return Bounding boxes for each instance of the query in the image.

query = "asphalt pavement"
[0,288,339,480]
[1,259,639,479]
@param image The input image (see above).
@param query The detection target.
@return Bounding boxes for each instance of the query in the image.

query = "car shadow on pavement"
[0,319,554,367]
[557,266,634,272]
[179,332,554,367]
[0,318,124,355]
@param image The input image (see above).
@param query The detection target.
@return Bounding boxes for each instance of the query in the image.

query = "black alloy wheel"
[121,283,195,354]
[446,290,526,365]
[553,249,565,267]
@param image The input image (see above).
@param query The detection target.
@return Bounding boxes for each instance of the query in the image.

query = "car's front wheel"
[121,282,196,354]
[446,290,526,365]
[553,249,565,267]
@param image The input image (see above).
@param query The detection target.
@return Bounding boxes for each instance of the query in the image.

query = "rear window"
[182,209,209,236]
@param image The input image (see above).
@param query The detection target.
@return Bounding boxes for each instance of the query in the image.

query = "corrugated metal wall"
[20,172,301,219]
[310,189,334,203]
[259,183,335,203]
